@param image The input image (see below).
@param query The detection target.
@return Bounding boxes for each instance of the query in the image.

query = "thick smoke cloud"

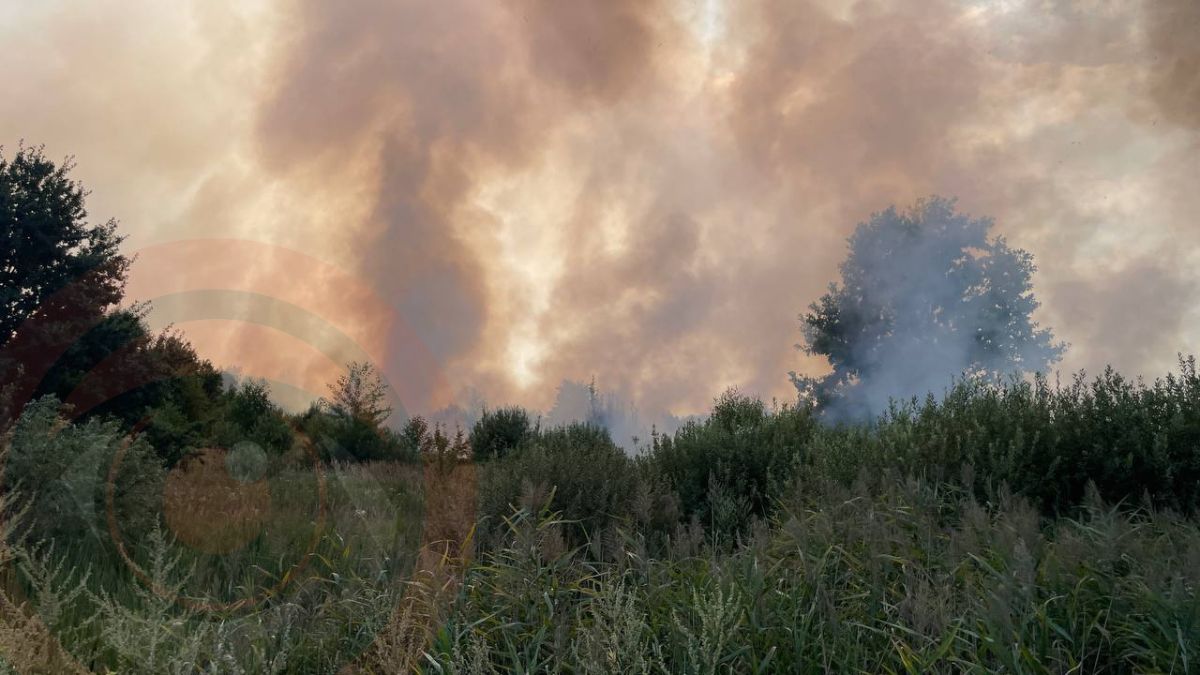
[543,379,686,451]
[1,0,1197,421]
[252,0,677,411]
[1146,0,1200,130]
[1052,260,1198,373]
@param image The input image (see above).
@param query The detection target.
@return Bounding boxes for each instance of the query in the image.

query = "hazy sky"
[2,0,1197,416]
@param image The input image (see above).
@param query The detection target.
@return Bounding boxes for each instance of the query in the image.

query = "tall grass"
[0,421,428,672]
[2,360,1199,672]
[427,480,1200,673]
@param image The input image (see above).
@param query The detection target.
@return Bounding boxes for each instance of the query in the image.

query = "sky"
[1,0,1197,419]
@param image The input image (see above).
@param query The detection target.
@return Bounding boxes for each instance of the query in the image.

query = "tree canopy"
[324,361,393,427]
[0,145,129,343]
[0,146,225,462]
[794,196,1064,418]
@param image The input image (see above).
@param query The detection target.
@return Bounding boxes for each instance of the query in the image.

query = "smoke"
[796,197,1065,420]
[1145,0,1200,130]
[2,0,1198,419]
[251,0,679,411]
[1051,260,1198,373]
[543,379,686,451]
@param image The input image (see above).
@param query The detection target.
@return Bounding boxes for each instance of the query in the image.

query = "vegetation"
[323,361,393,428]
[0,145,128,343]
[651,390,815,539]
[7,361,1200,672]
[0,154,1196,672]
[795,196,1065,418]
[470,406,535,461]
[0,421,426,673]
[476,422,664,551]
[429,481,1200,674]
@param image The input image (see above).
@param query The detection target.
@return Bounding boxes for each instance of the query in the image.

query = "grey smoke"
[795,198,1064,421]
[543,379,687,452]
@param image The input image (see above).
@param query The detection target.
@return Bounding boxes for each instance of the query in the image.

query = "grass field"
[0,452,440,673]
[2,458,1198,673]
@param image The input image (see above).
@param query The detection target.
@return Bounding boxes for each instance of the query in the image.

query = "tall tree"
[324,361,393,427]
[0,146,224,460]
[794,196,1064,418]
[0,145,129,343]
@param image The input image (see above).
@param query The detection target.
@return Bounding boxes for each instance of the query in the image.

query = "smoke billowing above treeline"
[2,0,1197,421]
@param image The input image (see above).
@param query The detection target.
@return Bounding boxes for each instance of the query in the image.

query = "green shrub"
[296,404,416,463]
[400,414,429,454]
[215,379,293,456]
[478,424,647,549]
[650,390,817,537]
[3,396,163,547]
[812,357,1200,515]
[470,406,536,460]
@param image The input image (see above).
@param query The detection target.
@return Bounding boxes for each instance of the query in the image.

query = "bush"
[400,415,429,455]
[296,404,416,463]
[470,406,535,460]
[478,423,653,549]
[215,380,293,456]
[420,422,471,471]
[650,390,817,537]
[807,357,1200,516]
[3,397,163,547]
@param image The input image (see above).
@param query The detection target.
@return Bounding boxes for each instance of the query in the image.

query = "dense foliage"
[650,390,816,539]
[5,357,1200,672]
[1,156,1196,672]
[477,358,1200,551]
[0,145,128,343]
[430,479,1200,674]
[796,196,1065,418]
[297,403,414,463]
[4,397,163,546]
[816,359,1200,516]
[0,150,235,468]
[477,423,666,549]
[470,406,535,460]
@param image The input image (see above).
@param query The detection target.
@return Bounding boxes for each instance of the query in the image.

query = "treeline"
[7,357,1199,672]
[469,358,1200,550]
[16,354,1199,557]
[5,146,1199,671]
[422,361,1200,673]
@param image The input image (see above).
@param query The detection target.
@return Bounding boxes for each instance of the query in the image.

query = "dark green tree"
[300,362,417,462]
[470,406,535,460]
[215,379,294,456]
[794,196,1064,418]
[0,145,129,343]
[324,361,393,427]
[0,145,226,463]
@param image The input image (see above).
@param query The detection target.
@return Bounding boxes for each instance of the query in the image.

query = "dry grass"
[349,460,477,674]
[162,448,272,555]
[0,588,87,674]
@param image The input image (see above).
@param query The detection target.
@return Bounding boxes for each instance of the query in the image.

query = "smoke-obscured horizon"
[2,0,1197,423]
